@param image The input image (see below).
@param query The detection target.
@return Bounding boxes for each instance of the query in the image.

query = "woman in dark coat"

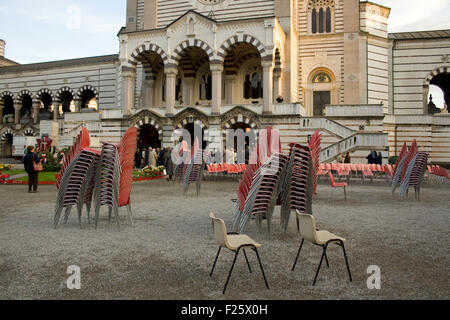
[23,146,42,193]
[164,147,174,181]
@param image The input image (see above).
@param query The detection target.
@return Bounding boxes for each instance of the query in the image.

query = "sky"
[0,0,448,106]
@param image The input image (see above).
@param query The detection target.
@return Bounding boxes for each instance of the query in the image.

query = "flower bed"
[0,164,12,171]
[135,166,165,178]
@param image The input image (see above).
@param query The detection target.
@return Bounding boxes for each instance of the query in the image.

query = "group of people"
[135,147,160,169]
[366,150,383,165]
[134,147,175,181]
[336,152,352,164]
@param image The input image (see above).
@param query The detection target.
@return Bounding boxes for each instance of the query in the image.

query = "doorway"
[313,91,330,116]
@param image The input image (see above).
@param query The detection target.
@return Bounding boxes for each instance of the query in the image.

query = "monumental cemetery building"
[0,0,449,164]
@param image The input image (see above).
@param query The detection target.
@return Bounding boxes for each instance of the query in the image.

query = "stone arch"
[129,43,169,67]
[22,127,36,136]
[129,110,164,136]
[424,66,448,85]
[217,34,269,63]
[424,66,449,113]
[35,88,54,101]
[0,128,14,140]
[221,107,261,130]
[174,108,210,130]
[56,86,76,102]
[76,85,98,101]
[17,90,32,101]
[0,91,16,119]
[0,91,15,104]
[170,39,214,65]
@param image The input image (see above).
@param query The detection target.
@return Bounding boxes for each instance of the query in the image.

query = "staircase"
[300,117,388,163]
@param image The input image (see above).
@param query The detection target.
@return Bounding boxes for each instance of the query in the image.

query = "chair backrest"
[210,212,230,248]
[296,211,318,243]
[328,171,336,186]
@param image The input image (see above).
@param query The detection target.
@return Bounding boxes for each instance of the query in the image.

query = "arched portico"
[424,66,449,114]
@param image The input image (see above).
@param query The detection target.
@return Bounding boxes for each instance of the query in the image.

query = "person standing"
[377,152,383,165]
[149,147,157,167]
[344,152,351,163]
[144,148,150,167]
[164,147,174,181]
[135,149,142,169]
[336,153,344,163]
[23,146,42,193]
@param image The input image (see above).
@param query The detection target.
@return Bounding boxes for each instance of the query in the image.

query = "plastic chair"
[292,211,352,286]
[209,212,269,294]
[328,172,347,201]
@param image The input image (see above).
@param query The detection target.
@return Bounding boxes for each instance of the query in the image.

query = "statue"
[428,95,441,114]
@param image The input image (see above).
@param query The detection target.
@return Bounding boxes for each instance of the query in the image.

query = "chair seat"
[316,230,345,245]
[332,182,347,187]
[227,234,261,251]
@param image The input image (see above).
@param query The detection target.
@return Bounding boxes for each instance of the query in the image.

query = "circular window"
[197,0,225,5]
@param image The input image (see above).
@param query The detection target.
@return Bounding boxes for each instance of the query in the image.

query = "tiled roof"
[389,29,450,40]
[0,54,119,74]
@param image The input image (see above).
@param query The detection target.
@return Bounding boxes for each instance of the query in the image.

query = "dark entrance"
[313,91,330,116]
[184,122,206,149]
[229,122,254,164]
[138,124,161,150]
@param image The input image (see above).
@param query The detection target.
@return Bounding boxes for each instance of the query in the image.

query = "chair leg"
[324,250,330,268]
[340,241,352,282]
[243,249,252,274]
[254,248,269,290]
[292,239,305,271]
[313,244,328,286]
[210,246,221,277]
[223,249,239,294]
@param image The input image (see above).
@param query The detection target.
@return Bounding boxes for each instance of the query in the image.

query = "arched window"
[309,0,334,34]
[312,8,317,34]
[176,76,183,102]
[243,66,263,100]
[199,72,212,101]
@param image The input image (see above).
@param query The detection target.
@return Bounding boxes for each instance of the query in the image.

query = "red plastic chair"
[328,172,347,201]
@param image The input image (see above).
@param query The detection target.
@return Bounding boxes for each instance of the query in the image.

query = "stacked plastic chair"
[183,148,207,196]
[54,127,100,229]
[308,129,322,195]
[279,143,314,233]
[232,153,287,234]
[94,127,138,230]
[399,151,428,200]
[392,140,418,193]
[56,127,90,189]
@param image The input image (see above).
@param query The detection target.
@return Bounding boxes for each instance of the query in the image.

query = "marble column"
[165,68,178,117]
[262,61,274,115]
[122,66,136,116]
[52,101,59,121]
[183,77,195,106]
[14,104,21,124]
[142,79,154,108]
[32,100,40,124]
[224,75,236,105]
[74,98,82,112]
[273,71,281,103]
[211,64,223,116]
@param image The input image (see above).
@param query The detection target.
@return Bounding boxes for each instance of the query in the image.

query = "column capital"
[262,61,274,69]
[164,67,178,76]
[210,64,224,72]
[121,65,136,78]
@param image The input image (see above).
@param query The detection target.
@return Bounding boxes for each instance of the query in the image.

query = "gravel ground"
[0,178,449,300]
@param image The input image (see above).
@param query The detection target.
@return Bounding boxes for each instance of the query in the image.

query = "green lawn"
[16,172,58,182]
[1,170,26,177]
[1,170,58,182]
